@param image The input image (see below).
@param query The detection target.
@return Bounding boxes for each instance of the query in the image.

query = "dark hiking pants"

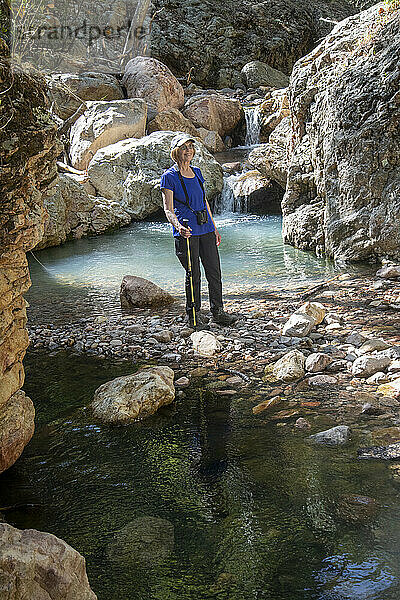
[175,231,223,315]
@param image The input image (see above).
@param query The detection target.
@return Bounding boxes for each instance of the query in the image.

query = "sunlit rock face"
[283,3,400,261]
[0,56,60,472]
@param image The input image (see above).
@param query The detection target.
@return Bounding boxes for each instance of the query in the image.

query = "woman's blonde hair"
[170,143,196,164]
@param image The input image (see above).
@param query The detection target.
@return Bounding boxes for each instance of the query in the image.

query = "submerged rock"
[107,516,174,568]
[337,494,377,523]
[308,425,350,446]
[120,275,174,308]
[0,523,97,599]
[358,442,400,460]
[91,366,175,423]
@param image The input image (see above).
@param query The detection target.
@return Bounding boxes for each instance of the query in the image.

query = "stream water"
[2,352,400,600]
[26,214,340,325]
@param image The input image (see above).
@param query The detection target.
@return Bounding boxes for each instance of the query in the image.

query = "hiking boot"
[186,311,210,330]
[211,307,238,326]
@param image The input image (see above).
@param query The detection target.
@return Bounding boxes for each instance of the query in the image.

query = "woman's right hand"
[178,223,192,238]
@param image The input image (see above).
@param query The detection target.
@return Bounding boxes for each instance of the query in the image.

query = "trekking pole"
[182,219,196,328]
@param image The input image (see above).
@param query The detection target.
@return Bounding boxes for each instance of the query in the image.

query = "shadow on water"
[1,351,400,599]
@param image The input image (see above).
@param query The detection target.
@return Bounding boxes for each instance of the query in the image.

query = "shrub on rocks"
[107,516,174,568]
[91,366,175,424]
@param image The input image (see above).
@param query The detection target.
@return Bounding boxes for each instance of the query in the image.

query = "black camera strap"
[175,169,206,213]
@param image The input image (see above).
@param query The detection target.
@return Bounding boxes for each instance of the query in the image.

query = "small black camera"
[195,209,208,226]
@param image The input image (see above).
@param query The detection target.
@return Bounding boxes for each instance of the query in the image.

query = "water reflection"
[1,352,400,599]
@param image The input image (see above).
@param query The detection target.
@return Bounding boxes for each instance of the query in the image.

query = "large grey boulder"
[147,107,198,136]
[107,516,174,567]
[183,94,243,138]
[69,99,147,170]
[120,275,174,308]
[36,174,131,249]
[0,523,97,599]
[87,131,224,219]
[47,72,124,120]
[241,61,289,89]
[283,4,400,261]
[91,366,175,424]
[122,56,184,117]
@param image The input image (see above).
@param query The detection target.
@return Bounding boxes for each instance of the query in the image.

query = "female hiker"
[160,133,236,328]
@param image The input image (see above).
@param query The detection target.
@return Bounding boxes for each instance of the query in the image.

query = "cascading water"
[244,106,261,146]
[214,173,249,214]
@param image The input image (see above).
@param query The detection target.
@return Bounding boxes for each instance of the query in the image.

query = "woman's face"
[178,142,195,163]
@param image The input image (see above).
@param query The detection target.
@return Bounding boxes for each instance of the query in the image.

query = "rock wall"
[0,57,61,473]
[282,2,400,261]
[150,0,361,88]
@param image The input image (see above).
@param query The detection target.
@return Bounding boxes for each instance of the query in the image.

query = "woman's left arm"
[205,199,221,246]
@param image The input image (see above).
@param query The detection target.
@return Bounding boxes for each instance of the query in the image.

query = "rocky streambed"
[28,271,400,443]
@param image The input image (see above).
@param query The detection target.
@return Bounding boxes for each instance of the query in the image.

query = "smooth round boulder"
[69,99,147,170]
[91,366,175,423]
[120,275,174,308]
[122,56,184,116]
[183,94,243,137]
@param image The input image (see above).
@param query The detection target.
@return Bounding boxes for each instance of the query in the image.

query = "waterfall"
[214,174,248,214]
[244,106,261,146]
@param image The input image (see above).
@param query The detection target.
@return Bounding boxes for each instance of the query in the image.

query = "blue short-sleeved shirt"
[160,164,215,237]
